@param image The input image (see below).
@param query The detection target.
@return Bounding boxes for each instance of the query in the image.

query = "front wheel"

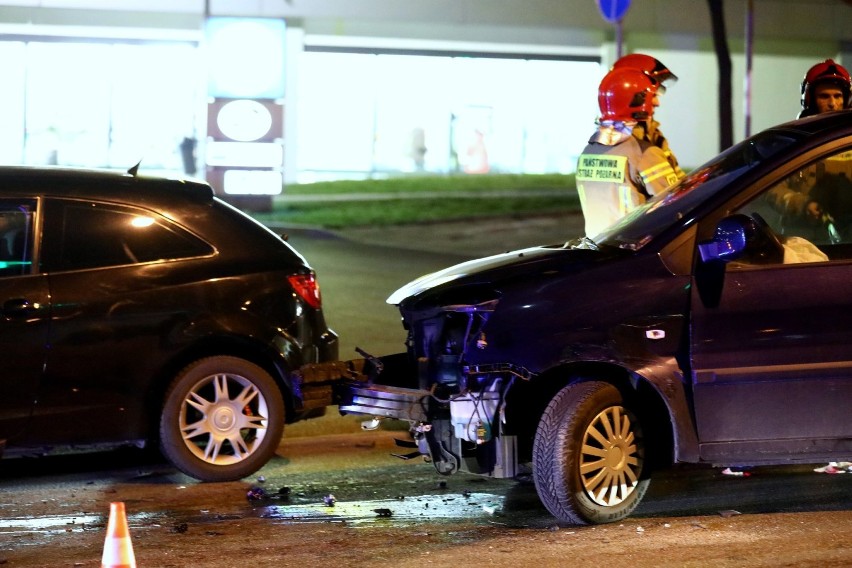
[532,381,649,525]
[159,356,285,482]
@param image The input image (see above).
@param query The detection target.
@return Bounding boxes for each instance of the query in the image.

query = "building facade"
[0,0,849,190]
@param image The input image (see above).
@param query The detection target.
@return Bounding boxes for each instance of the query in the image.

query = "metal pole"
[616,20,624,59]
[744,0,754,137]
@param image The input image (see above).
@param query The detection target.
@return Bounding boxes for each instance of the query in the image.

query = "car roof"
[0,165,215,207]
[771,109,852,137]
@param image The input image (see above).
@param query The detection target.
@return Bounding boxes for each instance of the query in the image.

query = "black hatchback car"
[309,111,852,525]
[0,166,337,481]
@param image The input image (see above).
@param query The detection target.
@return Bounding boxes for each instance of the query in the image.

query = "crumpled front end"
[297,247,601,479]
[326,292,532,479]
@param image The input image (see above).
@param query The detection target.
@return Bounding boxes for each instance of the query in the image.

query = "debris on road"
[721,467,751,477]
[171,523,188,534]
[814,462,852,474]
[246,487,269,502]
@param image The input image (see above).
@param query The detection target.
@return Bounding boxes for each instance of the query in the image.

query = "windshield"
[590,128,803,250]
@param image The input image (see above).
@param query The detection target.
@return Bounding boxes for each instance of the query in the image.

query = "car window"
[0,199,36,277]
[735,146,852,265]
[48,200,213,272]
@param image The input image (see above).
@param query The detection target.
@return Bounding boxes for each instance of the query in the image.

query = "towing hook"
[355,346,384,373]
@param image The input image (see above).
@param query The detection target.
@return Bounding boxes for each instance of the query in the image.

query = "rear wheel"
[533,381,648,525]
[159,356,285,482]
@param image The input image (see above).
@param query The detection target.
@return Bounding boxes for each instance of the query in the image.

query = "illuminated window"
[0,39,201,175]
[297,50,600,181]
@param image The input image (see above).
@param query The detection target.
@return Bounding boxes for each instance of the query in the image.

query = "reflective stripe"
[618,185,633,216]
[640,161,676,184]
[576,154,627,182]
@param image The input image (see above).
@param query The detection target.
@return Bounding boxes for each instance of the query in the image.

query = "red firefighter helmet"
[612,53,678,86]
[800,59,852,117]
[598,67,659,122]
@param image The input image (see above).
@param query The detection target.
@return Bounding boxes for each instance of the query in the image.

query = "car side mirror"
[697,215,750,263]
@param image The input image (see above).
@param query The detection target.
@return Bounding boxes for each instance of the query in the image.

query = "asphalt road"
[1,219,850,567]
[283,227,464,358]
[1,430,849,567]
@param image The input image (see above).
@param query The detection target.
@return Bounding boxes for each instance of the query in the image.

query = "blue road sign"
[596,0,631,23]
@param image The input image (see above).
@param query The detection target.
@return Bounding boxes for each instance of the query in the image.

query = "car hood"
[387,241,619,306]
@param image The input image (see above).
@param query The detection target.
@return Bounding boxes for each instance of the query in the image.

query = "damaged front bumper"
[293,354,532,479]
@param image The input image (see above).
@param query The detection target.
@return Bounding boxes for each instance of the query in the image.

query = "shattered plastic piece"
[721,467,751,477]
[246,486,268,502]
[373,508,393,517]
[718,510,742,518]
[636,526,645,533]
[257,475,266,483]
[323,494,336,507]
[814,462,851,474]
[171,523,189,534]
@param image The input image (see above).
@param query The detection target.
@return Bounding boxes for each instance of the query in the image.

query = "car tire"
[159,356,285,482]
[532,381,649,525]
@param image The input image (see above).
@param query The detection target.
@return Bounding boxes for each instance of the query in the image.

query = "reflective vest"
[576,127,680,237]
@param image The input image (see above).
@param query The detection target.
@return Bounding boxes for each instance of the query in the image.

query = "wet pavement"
[1,430,850,567]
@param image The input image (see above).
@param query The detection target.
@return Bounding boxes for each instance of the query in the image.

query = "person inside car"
[764,60,852,244]
[725,61,851,477]
[798,58,852,118]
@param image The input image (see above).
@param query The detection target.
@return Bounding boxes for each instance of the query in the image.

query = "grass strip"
[251,174,580,228]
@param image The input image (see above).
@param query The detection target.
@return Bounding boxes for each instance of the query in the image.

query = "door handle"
[3,298,42,318]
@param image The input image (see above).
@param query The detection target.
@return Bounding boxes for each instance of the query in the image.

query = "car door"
[0,198,50,441]
[690,145,852,464]
[21,197,215,445]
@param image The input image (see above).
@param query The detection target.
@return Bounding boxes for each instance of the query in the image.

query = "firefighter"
[764,59,852,241]
[576,67,683,237]
[723,61,852,477]
[798,58,852,118]
[611,53,684,177]
[793,62,852,473]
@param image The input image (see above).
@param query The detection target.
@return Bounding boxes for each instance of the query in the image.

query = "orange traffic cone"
[101,502,137,568]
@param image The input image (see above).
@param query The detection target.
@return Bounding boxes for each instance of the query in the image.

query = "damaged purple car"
[299,111,852,525]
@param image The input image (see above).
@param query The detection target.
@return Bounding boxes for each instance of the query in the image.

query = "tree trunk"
[707,0,734,150]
